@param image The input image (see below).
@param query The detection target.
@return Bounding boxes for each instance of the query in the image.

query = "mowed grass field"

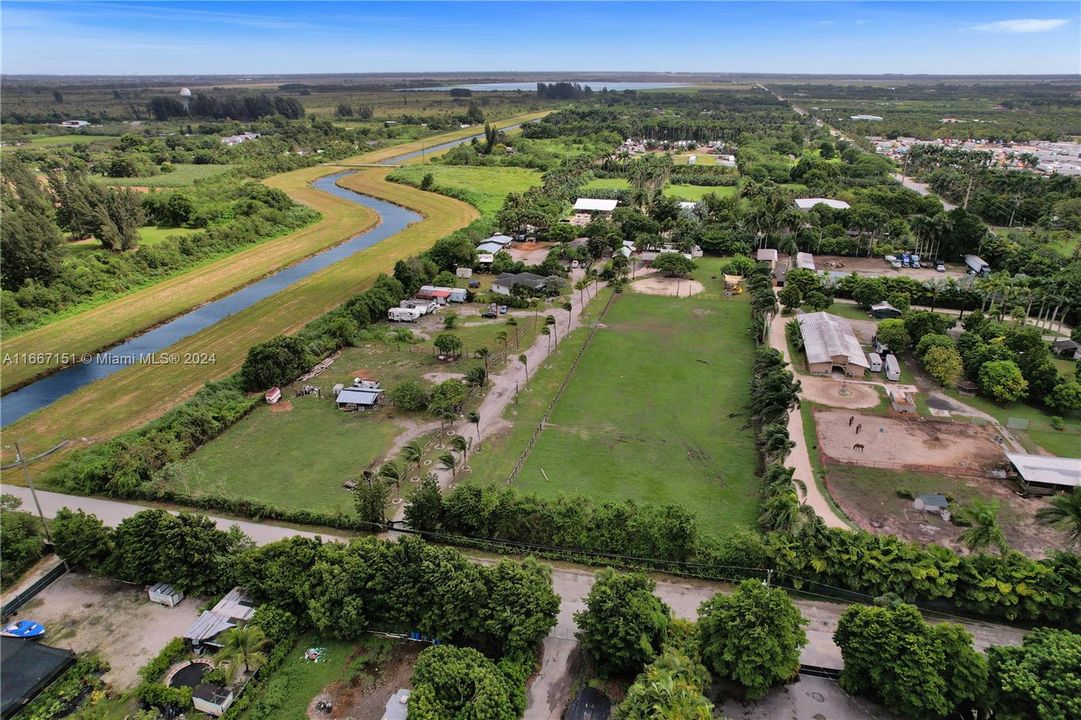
[95,163,236,188]
[580,177,738,202]
[1,134,121,151]
[473,292,759,536]
[388,165,542,216]
[0,114,541,392]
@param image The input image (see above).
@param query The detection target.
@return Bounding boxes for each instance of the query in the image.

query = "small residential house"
[756,248,778,268]
[476,234,513,255]
[794,198,851,212]
[335,380,383,410]
[183,587,255,651]
[914,493,949,514]
[492,272,550,296]
[221,132,259,146]
[59,120,90,128]
[797,312,870,378]
[1051,338,1081,360]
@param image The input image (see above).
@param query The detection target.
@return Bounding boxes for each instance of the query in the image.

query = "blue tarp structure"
[1,620,45,639]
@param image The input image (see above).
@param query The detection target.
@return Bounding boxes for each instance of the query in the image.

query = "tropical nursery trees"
[986,627,1081,720]
[834,603,987,720]
[574,569,672,678]
[697,580,807,700]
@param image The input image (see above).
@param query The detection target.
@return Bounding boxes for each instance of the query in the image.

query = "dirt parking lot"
[11,574,202,690]
[814,409,1005,473]
[816,254,968,282]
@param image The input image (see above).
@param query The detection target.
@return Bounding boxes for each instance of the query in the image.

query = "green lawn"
[470,291,760,536]
[663,184,737,201]
[139,225,202,245]
[95,163,235,188]
[942,389,1081,458]
[388,165,542,216]
[582,177,630,191]
[673,152,717,165]
[241,636,355,720]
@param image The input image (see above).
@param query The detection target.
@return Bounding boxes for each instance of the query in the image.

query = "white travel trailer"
[868,352,883,373]
[884,353,901,381]
[388,307,422,323]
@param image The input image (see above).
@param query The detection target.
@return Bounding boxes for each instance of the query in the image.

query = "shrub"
[895,487,915,500]
[239,335,312,392]
[138,637,189,683]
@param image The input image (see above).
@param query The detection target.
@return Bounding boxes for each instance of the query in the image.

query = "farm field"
[388,164,542,215]
[176,309,540,512]
[1,133,121,151]
[94,163,236,188]
[663,183,737,201]
[473,292,759,536]
[0,114,539,394]
[826,463,1070,558]
[2,164,482,471]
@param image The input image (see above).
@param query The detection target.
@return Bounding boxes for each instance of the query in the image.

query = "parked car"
[498,305,509,314]
[469,280,480,288]
[481,311,497,319]
[935,262,946,273]
[571,260,580,269]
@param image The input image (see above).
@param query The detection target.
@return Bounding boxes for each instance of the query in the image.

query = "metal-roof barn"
[573,198,618,213]
[795,252,816,271]
[797,312,869,377]
[1006,453,1081,493]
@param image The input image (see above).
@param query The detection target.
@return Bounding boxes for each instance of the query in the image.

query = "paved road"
[3,486,1026,719]
[891,173,959,211]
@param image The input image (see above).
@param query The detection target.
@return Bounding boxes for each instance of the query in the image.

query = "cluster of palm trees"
[974,270,1080,333]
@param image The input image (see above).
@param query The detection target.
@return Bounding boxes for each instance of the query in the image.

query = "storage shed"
[796,312,869,377]
[193,683,235,717]
[148,583,184,607]
[336,380,383,410]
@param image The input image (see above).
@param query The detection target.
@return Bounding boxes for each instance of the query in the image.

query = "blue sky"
[2,2,1079,75]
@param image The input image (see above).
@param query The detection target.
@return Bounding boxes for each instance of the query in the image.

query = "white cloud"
[970,18,1070,33]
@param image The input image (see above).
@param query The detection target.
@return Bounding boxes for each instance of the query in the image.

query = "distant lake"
[404,81,689,92]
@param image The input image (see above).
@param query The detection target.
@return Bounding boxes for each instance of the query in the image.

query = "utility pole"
[963,176,974,210]
[14,441,52,543]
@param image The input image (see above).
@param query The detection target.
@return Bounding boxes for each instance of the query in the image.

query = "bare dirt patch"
[815,254,969,282]
[827,464,1074,558]
[631,275,704,297]
[269,400,294,413]
[814,409,1005,473]
[11,573,203,690]
[422,371,465,383]
[350,368,375,380]
[799,376,882,409]
[310,641,421,720]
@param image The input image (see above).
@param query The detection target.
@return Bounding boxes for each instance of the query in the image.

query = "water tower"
[178,87,192,111]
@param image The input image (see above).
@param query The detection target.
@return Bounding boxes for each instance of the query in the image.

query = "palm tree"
[215,625,269,680]
[541,326,551,352]
[1036,488,1081,545]
[401,440,424,474]
[450,434,469,461]
[518,353,528,379]
[959,500,1009,555]
[545,315,557,345]
[438,452,458,478]
[475,346,490,372]
[496,330,508,353]
[575,278,589,307]
[467,411,481,443]
[379,461,405,493]
[562,301,572,333]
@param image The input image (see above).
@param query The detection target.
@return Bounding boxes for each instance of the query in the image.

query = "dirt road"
[767,309,851,530]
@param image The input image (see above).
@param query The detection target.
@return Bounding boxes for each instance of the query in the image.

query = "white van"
[868,352,883,373]
[884,353,901,382]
